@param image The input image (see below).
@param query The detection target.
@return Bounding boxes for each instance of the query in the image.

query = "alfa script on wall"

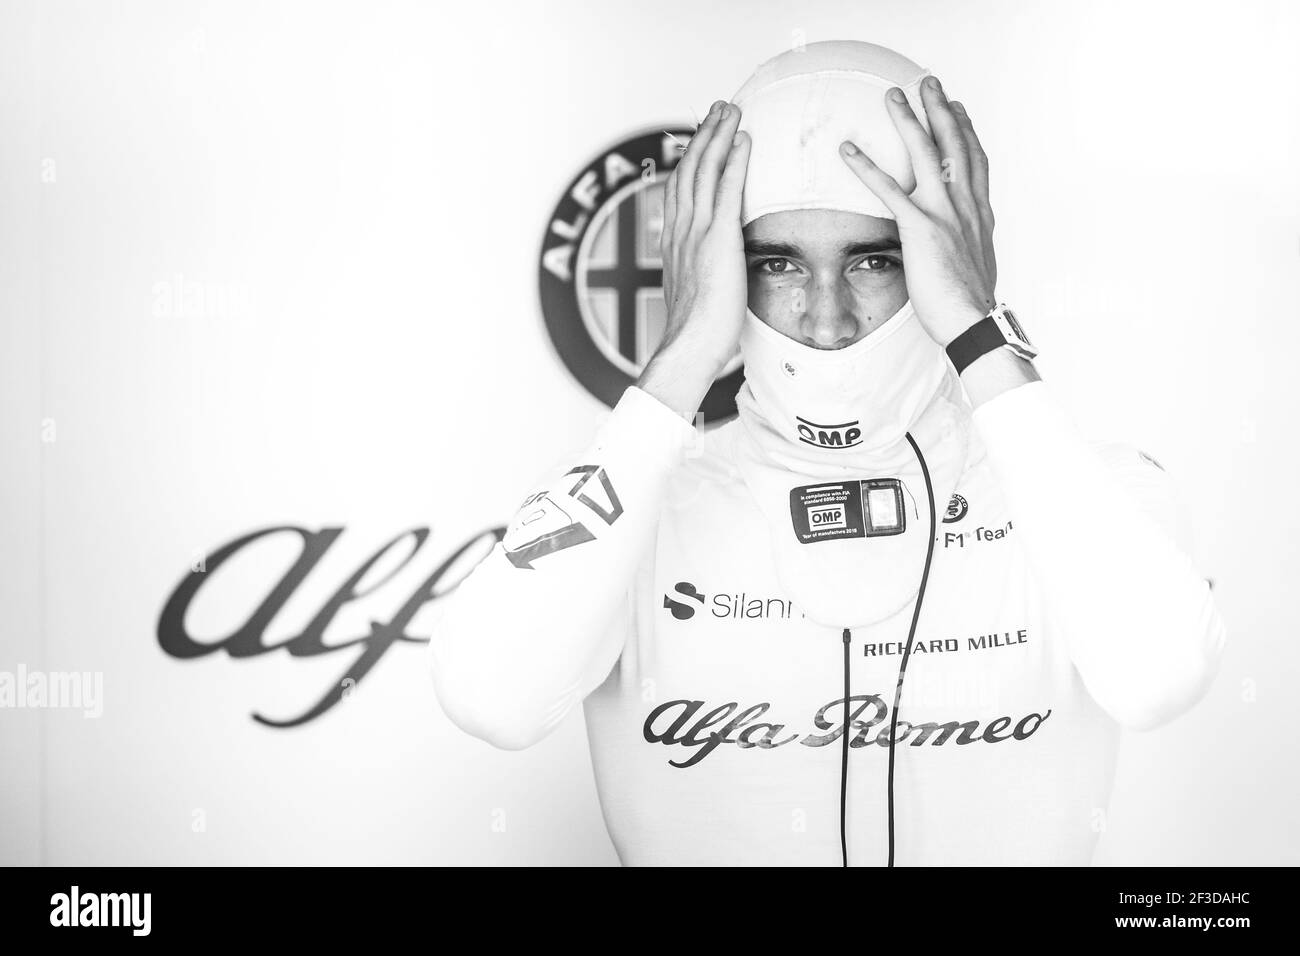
[157,525,502,728]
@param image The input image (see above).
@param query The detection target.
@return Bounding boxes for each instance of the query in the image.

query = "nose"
[796,276,860,350]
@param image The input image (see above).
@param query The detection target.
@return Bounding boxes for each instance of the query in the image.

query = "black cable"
[888,432,937,868]
[840,627,851,867]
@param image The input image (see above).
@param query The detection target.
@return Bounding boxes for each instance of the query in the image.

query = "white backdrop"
[2,0,1297,865]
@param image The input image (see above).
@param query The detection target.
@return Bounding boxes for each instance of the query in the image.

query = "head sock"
[727,40,976,629]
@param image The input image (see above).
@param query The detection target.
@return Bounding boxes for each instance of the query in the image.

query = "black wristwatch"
[945,304,1038,375]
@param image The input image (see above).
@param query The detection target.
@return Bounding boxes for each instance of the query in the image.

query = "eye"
[853,254,901,273]
[754,257,798,276]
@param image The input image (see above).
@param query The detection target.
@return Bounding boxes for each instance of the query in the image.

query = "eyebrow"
[743,239,902,257]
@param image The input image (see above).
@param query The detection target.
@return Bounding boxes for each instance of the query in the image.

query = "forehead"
[742,208,898,251]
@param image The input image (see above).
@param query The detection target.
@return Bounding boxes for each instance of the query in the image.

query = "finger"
[883,86,947,198]
[714,129,751,222]
[919,78,985,247]
[838,140,922,224]
[691,102,743,231]
[949,100,993,233]
[673,100,725,241]
[661,166,678,256]
[948,101,996,283]
[660,166,678,304]
[917,76,970,197]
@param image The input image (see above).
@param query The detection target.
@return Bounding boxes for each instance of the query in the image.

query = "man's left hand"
[839,74,997,348]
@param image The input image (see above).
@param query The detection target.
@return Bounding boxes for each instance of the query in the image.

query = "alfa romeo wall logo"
[538,127,744,423]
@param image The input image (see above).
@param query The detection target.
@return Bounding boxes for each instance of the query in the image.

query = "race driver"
[427,40,1227,866]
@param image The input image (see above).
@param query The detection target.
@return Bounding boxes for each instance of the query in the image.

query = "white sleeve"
[427,386,696,750]
[971,380,1227,731]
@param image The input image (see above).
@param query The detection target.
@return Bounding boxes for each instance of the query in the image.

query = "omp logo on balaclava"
[796,417,863,450]
[538,129,745,424]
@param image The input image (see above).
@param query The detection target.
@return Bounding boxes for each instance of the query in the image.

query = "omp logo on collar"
[796,417,862,449]
[807,502,846,530]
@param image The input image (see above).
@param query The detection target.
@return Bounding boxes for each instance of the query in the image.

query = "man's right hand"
[637,100,751,420]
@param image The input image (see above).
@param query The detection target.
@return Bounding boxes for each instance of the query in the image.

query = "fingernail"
[951,101,966,115]
[710,99,725,115]
[925,75,941,92]
[841,141,859,155]
[721,104,733,119]
[888,87,906,103]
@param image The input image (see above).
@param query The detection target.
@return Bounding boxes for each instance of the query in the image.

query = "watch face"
[991,306,1038,361]
[1003,309,1032,347]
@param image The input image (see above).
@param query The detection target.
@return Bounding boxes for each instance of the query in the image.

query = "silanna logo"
[538,128,744,423]
[943,493,968,523]
[662,581,802,621]
[663,582,705,619]
[796,417,862,450]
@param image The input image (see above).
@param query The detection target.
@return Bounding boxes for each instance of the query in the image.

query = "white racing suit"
[428,373,1227,866]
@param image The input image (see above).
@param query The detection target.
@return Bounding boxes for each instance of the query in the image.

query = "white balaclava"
[727,40,975,630]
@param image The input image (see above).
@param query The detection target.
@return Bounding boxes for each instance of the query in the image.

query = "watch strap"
[946,315,1008,375]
